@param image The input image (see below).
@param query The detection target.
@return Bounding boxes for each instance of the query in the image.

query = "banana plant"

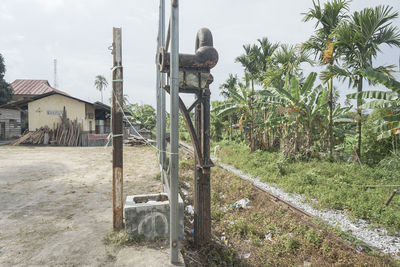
[347,68,400,140]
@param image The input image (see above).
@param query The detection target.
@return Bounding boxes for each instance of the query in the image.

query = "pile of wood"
[124,135,148,146]
[53,119,82,146]
[12,109,82,146]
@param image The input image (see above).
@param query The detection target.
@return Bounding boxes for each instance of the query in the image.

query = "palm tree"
[326,5,400,161]
[94,75,108,103]
[219,74,238,100]
[219,74,238,139]
[302,0,350,159]
[265,44,314,88]
[215,74,260,151]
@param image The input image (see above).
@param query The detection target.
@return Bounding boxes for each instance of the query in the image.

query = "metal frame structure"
[156,0,218,263]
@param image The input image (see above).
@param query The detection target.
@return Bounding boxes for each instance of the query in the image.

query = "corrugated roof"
[11,79,68,96]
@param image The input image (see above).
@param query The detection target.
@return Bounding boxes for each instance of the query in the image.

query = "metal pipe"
[158,28,218,73]
[166,18,171,52]
[156,0,162,164]
[169,0,179,263]
[160,0,166,170]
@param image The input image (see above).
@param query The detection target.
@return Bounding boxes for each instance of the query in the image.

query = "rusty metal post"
[157,26,218,250]
[112,27,124,231]
[194,87,212,246]
[194,91,202,245]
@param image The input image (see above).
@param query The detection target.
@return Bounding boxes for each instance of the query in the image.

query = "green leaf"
[302,72,317,95]
[361,68,400,93]
[346,90,397,100]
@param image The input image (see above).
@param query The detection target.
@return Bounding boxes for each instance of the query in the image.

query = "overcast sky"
[1,0,399,107]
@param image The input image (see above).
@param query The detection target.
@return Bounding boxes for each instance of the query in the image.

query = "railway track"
[178,142,378,254]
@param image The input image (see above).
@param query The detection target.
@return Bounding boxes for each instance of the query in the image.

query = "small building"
[0,108,21,140]
[1,91,112,146]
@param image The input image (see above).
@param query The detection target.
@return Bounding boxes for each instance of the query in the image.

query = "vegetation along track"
[178,142,397,257]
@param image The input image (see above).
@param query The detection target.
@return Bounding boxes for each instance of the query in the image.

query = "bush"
[362,109,393,165]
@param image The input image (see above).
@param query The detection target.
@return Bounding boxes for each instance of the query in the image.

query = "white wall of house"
[28,94,95,132]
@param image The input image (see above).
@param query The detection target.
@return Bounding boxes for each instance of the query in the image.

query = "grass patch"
[103,231,146,247]
[216,140,400,232]
[178,156,396,266]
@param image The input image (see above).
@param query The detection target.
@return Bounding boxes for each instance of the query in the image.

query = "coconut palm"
[94,75,108,103]
[302,0,350,158]
[324,5,400,161]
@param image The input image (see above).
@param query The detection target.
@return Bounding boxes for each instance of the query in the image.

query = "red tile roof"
[10,79,68,96]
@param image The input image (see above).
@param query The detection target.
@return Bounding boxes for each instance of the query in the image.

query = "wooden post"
[112,27,124,231]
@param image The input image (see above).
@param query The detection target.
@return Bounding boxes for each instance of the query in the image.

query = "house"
[1,91,114,146]
[2,91,111,133]
[0,108,21,140]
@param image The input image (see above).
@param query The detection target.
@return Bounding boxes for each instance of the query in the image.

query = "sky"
[1,0,399,108]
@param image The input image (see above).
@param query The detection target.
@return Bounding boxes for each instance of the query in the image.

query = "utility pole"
[53,59,58,88]
[112,27,124,231]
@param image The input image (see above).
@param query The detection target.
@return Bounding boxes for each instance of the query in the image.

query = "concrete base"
[124,193,184,240]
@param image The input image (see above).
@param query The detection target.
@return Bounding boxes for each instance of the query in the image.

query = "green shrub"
[362,109,393,165]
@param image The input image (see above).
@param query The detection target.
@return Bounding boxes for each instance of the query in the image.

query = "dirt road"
[0,146,163,266]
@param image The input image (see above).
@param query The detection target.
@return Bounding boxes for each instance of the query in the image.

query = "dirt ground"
[0,145,166,266]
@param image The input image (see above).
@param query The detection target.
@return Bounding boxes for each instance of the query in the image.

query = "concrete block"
[124,193,184,240]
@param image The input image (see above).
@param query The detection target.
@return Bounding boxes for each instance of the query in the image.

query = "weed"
[304,228,323,248]
[103,230,146,247]
[216,141,400,232]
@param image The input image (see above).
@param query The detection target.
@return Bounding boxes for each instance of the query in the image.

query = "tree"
[94,75,108,103]
[326,5,400,161]
[347,68,400,141]
[219,74,238,100]
[264,44,313,88]
[214,74,260,151]
[126,103,156,131]
[302,0,350,158]
[0,53,12,105]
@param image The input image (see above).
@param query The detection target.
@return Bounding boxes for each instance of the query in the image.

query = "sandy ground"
[0,145,172,266]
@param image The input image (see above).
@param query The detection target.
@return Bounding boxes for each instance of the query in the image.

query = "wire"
[106,74,177,156]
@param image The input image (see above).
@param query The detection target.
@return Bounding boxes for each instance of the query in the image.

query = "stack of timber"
[12,116,82,146]
[124,135,148,146]
[53,118,82,146]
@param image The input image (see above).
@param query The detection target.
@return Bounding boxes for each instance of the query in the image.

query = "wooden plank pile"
[53,119,82,146]
[124,135,148,146]
[12,109,82,146]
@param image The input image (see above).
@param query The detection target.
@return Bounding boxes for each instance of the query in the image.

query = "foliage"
[0,53,12,105]
[215,141,400,232]
[323,5,400,160]
[179,156,395,266]
[361,108,393,165]
[125,103,156,131]
[302,0,350,158]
